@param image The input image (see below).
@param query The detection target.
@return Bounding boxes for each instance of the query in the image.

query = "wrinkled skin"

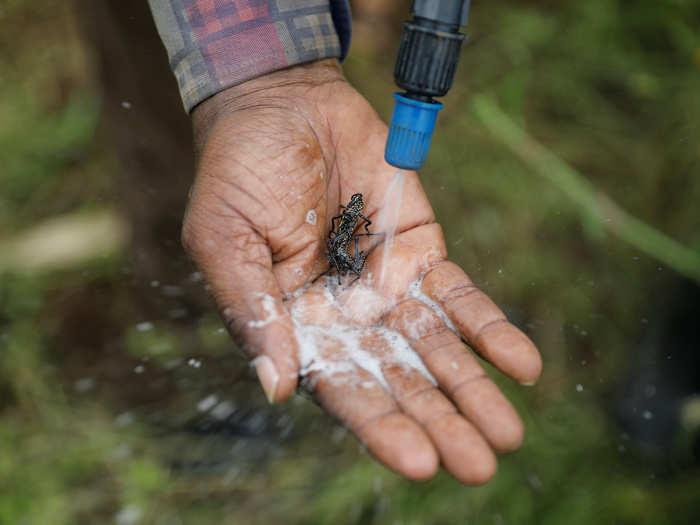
[184,59,542,484]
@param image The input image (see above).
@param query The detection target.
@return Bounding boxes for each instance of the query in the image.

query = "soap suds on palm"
[290,275,456,392]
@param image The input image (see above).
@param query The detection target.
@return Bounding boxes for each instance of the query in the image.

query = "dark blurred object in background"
[616,279,700,468]
[79,0,193,282]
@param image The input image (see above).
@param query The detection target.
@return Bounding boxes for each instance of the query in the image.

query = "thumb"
[182,217,299,403]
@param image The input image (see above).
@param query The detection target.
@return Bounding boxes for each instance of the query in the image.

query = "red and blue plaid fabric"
[148,0,351,112]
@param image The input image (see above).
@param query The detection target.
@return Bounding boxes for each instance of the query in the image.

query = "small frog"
[324,193,376,286]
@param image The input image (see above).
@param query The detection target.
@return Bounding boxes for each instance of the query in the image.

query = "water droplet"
[305,209,318,225]
[331,426,348,443]
[115,504,141,525]
[576,384,583,392]
[74,377,95,393]
[120,101,132,110]
[527,474,542,489]
[169,308,188,320]
[136,321,153,332]
[111,443,132,460]
[161,285,184,297]
[211,400,235,420]
[376,171,405,288]
[197,394,218,412]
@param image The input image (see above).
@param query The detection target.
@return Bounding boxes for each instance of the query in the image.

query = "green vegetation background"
[1,0,699,523]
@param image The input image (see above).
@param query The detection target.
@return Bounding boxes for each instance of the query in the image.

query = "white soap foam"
[289,274,459,392]
[295,321,431,392]
[305,209,318,225]
[247,294,281,328]
[408,277,458,334]
[378,327,436,385]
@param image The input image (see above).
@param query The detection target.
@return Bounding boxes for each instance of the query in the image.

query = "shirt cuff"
[148,0,351,113]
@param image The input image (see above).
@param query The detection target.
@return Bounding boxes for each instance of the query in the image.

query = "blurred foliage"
[1,0,699,524]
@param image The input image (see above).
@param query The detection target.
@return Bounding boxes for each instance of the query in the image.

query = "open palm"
[184,60,541,484]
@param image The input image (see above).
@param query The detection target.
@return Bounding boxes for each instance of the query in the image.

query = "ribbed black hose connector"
[394,21,466,98]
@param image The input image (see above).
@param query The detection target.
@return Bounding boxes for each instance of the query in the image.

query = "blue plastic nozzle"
[385,93,443,171]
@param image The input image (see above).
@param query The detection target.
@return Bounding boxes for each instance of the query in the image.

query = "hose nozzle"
[385,94,443,170]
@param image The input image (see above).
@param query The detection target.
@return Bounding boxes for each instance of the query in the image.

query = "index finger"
[421,261,542,385]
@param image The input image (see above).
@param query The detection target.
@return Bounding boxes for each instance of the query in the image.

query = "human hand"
[184,59,542,484]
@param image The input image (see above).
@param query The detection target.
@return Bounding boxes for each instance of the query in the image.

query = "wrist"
[191,59,345,150]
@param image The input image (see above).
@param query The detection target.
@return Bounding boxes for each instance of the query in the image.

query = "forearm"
[147,0,351,113]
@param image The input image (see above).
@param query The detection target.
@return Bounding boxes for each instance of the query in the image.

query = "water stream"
[375,171,405,289]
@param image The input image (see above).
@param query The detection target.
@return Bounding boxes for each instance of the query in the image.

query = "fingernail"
[253,355,279,403]
[519,380,537,387]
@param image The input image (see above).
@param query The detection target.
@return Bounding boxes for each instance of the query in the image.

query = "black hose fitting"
[385,0,470,170]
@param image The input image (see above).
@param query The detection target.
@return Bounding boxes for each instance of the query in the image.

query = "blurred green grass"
[1,0,699,523]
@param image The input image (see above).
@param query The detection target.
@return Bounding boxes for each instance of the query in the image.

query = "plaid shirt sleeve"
[147,0,351,112]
